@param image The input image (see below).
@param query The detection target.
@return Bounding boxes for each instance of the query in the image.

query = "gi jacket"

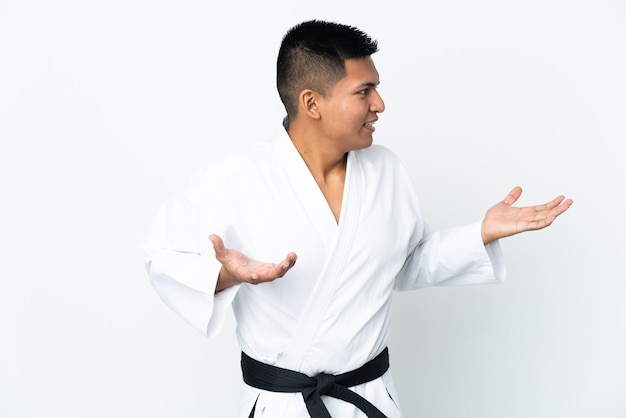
[142,127,505,417]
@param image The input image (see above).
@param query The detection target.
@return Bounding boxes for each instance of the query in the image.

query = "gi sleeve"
[141,166,241,337]
[394,220,506,291]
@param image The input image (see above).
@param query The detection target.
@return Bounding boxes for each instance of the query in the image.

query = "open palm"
[209,234,297,291]
[481,186,573,244]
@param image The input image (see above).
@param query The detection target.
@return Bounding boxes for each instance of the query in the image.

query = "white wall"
[1,0,624,417]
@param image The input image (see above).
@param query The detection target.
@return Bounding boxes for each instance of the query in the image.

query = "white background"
[1,0,625,417]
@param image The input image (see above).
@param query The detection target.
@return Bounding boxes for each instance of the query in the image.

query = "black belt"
[242,347,389,418]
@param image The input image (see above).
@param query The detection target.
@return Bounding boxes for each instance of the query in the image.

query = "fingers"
[505,187,572,217]
[540,196,572,215]
[263,253,298,280]
[549,197,573,218]
[533,196,573,229]
[543,195,565,211]
[250,253,298,283]
[279,252,298,275]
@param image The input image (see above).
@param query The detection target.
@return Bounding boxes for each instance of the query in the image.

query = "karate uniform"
[142,127,506,417]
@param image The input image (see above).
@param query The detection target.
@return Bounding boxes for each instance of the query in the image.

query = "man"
[142,20,572,417]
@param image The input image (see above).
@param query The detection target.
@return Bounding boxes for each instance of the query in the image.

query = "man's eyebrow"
[357,81,381,89]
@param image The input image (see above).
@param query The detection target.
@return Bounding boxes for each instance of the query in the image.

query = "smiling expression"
[317,56,386,153]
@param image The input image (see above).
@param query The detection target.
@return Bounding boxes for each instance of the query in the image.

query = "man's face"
[318,56,385,152]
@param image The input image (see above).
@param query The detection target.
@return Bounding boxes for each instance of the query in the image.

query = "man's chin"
[354,137,374,150]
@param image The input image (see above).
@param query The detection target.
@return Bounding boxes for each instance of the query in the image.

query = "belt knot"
[241,347,390,417]
[315,373,335,396]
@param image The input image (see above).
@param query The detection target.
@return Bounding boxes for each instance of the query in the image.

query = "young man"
[142,20,572,417]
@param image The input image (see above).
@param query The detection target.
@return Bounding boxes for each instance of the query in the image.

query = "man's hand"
[209,234,297,293]
[481,186,573,244]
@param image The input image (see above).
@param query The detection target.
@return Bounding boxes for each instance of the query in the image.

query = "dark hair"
[277,20,379,118]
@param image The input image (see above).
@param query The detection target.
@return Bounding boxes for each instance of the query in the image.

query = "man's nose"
[370,89,385,113]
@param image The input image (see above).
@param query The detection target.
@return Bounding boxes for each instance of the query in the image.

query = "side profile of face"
[317,56,385,153]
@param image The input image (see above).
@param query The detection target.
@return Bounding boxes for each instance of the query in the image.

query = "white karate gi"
[142,127,506,417]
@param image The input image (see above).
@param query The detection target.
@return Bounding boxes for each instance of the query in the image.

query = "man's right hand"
[209,234,298,293]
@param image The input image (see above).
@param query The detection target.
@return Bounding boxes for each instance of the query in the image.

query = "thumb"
[208,234,225,254]
[502,186,522,206]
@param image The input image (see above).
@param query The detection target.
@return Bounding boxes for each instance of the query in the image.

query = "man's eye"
[358,89,369,95]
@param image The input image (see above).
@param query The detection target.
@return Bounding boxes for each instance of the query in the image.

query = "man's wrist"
[215,266,238,293]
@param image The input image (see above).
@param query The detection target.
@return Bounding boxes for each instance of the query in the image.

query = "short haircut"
[277,20,379,118]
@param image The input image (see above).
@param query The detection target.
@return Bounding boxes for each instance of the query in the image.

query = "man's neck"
[287,123,347,224]
[287,124,348,183]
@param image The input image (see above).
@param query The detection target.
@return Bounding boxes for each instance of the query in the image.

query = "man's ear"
[298,89,322,120]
